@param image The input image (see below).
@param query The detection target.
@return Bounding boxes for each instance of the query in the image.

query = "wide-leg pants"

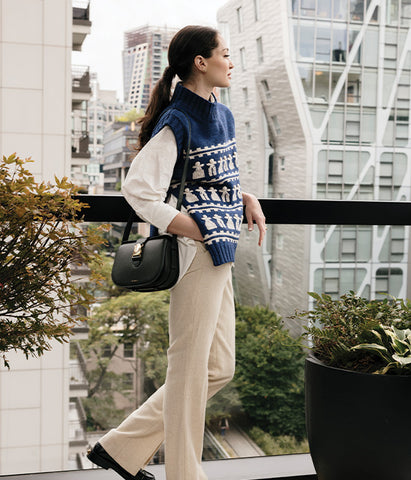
[99,241,236,480]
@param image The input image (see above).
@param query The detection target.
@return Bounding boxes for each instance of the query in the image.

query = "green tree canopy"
[234,304,306,440]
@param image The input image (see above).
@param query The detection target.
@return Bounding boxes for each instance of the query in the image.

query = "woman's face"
[204,35,234,89]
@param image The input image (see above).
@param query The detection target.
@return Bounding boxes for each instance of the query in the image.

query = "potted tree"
[293,291,411,480]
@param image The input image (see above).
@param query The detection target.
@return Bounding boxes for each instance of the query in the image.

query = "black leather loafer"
[87,442,155,480]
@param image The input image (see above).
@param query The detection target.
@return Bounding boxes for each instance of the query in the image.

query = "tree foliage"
[114,108,144,123]
[0,154,108,368]
[80,290,170,429]
[234,304,306,440]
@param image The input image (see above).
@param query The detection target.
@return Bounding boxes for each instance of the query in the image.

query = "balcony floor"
[0,455,316,480]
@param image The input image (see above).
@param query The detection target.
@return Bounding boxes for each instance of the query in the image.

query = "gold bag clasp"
[132,242,143,259]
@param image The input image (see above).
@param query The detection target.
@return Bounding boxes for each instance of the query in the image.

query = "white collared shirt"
[121,126,197,284]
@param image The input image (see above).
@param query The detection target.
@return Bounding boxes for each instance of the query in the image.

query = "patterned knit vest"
[152,83,243,266]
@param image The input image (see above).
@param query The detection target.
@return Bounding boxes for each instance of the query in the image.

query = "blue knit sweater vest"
[152,83,243,266]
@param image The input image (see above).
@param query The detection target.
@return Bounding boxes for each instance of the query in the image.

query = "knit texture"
[152,83,243,266]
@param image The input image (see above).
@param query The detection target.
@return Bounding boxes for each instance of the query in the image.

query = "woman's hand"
[242,191,266,246]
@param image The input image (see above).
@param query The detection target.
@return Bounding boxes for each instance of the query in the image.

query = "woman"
[87,25,266,480]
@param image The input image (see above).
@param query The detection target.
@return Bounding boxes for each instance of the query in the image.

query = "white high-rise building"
[122,25,178,110]
[218,0,411,335]
[0,0,91,473]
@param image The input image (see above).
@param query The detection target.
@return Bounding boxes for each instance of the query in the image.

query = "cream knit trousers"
[99,242,236,480]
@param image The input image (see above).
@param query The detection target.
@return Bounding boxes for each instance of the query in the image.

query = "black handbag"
[111,112,191,292]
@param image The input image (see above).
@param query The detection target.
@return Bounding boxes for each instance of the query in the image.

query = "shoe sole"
[87,449,111,470]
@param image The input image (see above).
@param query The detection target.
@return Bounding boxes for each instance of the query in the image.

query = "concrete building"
[88,74,127,193]
[218,0,411,335]
[102,121,139,193]
[0,0,91,473]
[122,25,178,110]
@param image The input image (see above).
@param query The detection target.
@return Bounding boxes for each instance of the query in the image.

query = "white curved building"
[218,0,411,335]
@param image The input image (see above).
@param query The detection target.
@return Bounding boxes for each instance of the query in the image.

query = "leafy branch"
[0,153,110,368]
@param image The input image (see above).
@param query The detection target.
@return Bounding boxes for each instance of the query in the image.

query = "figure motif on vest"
[193,161,205,179]
[220,186,230,202]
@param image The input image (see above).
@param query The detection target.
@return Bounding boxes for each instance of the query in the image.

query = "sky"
[72,0,230,101]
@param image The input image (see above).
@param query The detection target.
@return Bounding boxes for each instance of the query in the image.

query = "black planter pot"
[305,355,411,480]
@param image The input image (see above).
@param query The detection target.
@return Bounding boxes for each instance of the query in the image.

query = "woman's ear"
[193,55,207,73]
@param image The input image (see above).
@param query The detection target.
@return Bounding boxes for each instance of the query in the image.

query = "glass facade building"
[218,0,411,331]
[290,0,411,299]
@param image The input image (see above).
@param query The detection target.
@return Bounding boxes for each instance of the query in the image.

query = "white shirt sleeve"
[121,126,180,232]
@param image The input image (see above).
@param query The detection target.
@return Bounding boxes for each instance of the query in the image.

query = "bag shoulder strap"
[122,109,192,243]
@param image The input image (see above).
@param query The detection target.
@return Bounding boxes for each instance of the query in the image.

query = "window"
[275,269,283,286]
[124,343,134,358]
[237,7,244,32]
[272,115,281,135]
[102,344,111,358]
[245,121,252,140]
[242,87,249,106]
[346,120,360,143]
[279,156,285,171]
[261,79,271,99]
[375,268,403,299]
[256,37,264,63]
[240,47,247,70]
[254,0,260,20]
[122,373,134,390]
[276,233,284,249]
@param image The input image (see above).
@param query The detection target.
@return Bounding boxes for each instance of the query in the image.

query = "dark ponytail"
[137,25,219,150]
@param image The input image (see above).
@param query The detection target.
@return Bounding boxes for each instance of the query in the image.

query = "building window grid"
[292,0,378,22]
[297,2,410,301]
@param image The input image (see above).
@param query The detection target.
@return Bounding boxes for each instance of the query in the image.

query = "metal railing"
[72,195,411,226]
[73,1,90,21]
[72,66,91,94]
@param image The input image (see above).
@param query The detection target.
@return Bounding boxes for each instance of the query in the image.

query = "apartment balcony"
[72,66,92,106]
[72,0,92,52]
[69,397,88,455]
[70,342,89,398]
[72,130,91,161]
[4,196,411,480]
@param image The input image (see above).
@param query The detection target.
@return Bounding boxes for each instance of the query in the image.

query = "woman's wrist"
[166,213,203,241]
[242,191,257,206]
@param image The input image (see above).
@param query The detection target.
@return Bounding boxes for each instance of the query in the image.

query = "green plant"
[353,325,411,374]
[0,153,108,368]
[247,426,309,455]
[293,291,411,374]
[235,304,306,440]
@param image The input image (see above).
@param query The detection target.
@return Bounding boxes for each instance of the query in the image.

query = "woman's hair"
[137,25,219,150]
